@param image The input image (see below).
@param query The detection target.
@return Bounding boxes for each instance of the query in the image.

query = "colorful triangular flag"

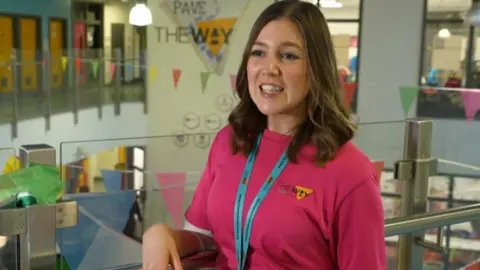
[461,89,480,123]
[172,69,182,89]
[399,86,419,117]
[76,224,142,270]
[75,58,81,73]
[101,169,123,192]
[56,205,101,270]
[230,74,237,94]
[91,61,99,79]
[343,82,357,110]
[126,63,133,82]
[109,63,116,82]
[149,67,157,85]
[61,57,68,71]
[156,172,186,229]
[200,71,211,93]
[58,191,137,270]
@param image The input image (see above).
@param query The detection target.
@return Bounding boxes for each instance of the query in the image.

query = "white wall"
[0,103,147,168]
[103,2,141,84]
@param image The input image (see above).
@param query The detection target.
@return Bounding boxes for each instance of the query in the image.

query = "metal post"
[395,118,437,270]
[73,49,79,125]
[114,48,122,116]
[18,144,57,269]
[143,50,147,114]
[98,50,104,119]
[43,50,51,132]
[11,49,19,139]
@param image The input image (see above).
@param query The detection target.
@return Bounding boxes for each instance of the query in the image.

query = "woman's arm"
[174,226,215,257]
[333,176,386,269]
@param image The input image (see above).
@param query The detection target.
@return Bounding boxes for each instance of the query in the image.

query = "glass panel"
[0,48,146,126]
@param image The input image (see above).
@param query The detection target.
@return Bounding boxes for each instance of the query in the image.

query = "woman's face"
[247,19,309,117]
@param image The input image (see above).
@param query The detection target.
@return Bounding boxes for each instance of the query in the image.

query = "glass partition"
[57,134,213,269]
[0,48,146,130]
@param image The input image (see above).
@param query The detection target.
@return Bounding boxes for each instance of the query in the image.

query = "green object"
[56,254,71,270]
[0,165,63,207]
[399,85,419,117]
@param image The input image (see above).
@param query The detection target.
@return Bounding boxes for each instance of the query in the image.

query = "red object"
[343,82,357,110]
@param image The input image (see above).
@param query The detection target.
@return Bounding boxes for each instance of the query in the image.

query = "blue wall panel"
[0,0,72,50]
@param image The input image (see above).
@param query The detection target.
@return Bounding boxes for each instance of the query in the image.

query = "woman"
[143,1,385,269]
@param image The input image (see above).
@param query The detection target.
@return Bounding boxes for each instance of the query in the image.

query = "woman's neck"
[267,108,307,136]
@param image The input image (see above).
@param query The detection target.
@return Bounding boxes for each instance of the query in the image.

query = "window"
[417,1,479,120]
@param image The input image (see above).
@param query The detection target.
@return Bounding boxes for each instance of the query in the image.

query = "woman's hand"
[142,223,183,270]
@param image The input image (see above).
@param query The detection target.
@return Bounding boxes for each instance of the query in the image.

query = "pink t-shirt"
[185,126,386,270]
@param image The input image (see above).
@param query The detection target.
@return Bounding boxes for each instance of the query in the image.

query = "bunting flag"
[461,89,480,123]
[126,63,133,82]
[57,191,136,270]
[101,169,123,192]
[74,221,142,270]
[149,67,157,85]
[200,71,211,93]
[172,69,182,89]
[91,61,99,79]
[230,74,237,94]
[156,172,186,229]
[343,82,357,110]
[399,86,419,117]
[109,63,116,81]
[61,57,68,71]
[75,58,81,72]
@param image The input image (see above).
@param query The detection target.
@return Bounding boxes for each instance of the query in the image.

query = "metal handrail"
[385,203,480,237]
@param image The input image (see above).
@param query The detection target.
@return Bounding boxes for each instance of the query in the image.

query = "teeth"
[260,85,283,93]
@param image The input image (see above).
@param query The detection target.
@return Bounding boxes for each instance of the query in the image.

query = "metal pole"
[17,144,57,270]
[73,49,79,125]
[98,50,104,119]
[11,49,19,139]
[43,49,51,132]
[114,48,122,116]
[385,203,480,236]
[395,118,436,270]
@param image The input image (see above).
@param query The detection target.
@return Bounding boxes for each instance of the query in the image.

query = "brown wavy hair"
[228,0,356,164]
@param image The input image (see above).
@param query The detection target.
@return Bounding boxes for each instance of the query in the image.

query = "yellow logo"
[294,186,313,200]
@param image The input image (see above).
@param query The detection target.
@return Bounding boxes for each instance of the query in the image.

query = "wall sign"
[159,0,251,75]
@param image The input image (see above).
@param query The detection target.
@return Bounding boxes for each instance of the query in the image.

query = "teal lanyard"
[234,133,289,270]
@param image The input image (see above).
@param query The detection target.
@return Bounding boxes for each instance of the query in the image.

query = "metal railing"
[0,48,147,139]
[0,118,479,269]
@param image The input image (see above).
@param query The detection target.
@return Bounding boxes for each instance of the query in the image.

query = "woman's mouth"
[259,84,284,94]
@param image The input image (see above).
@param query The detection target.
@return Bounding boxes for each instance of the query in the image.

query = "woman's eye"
[250,50,264,57]
[282,53,298,60]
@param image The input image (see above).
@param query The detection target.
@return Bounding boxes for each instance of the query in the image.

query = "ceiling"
[307,0,473,11]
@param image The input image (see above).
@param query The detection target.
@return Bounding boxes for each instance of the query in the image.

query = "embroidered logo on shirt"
[294,186,313,200]
[277,181,313,200]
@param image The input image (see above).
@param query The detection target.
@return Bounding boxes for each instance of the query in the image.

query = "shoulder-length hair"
[228,0,356,164]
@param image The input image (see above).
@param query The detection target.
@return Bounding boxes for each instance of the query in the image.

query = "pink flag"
[172,69,182,89]
[109,63,116,81]
[461,89,480,124]
[156,172,186,229]
[230,74,237,93]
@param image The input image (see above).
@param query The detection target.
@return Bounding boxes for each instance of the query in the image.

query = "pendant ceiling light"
[129,3,152,26]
